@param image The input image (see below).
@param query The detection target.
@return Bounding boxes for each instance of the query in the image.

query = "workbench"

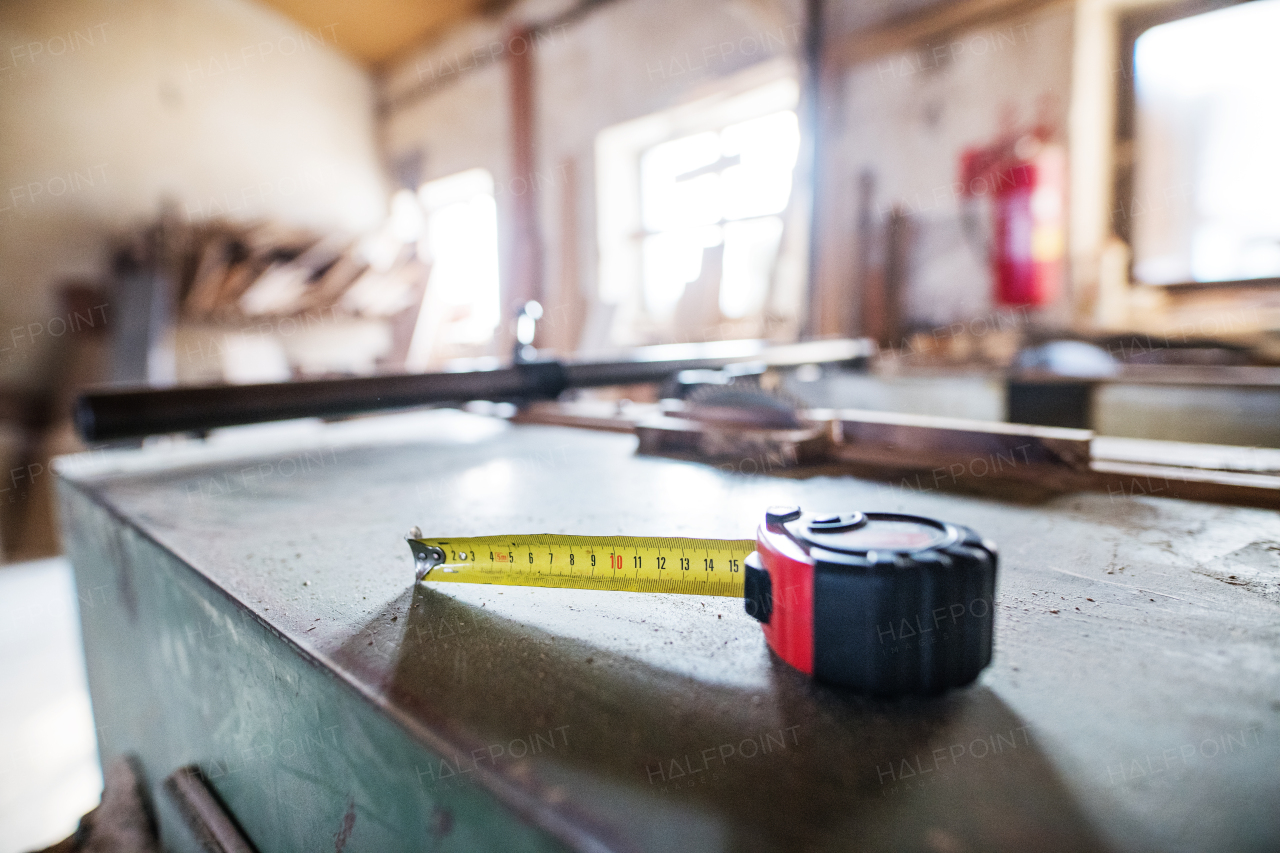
[56,409,1279,852]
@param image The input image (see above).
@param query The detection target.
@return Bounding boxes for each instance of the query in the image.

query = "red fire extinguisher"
[959,126,1065,308]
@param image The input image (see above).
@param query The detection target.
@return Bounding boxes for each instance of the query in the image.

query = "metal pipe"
[75,338,873,442]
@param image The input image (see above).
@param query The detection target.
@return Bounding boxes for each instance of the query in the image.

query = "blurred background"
[1,0,1278,846]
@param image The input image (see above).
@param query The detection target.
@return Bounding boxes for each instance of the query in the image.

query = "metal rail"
[75,338,873,442]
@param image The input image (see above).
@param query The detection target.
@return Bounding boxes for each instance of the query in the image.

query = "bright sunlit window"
[406,168,501,369]
[595,68,802,348]
[640,111,798,320]
[1130,0,1280,285]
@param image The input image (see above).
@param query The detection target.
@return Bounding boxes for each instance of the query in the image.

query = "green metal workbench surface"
[55,409,1280,852]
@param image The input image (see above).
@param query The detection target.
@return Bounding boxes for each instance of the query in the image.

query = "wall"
[380,0,807,355]
[379,0,1080,352]
[814,1,1076,338]
[0,0,388,387]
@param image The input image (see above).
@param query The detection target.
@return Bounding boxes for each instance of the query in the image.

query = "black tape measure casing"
[747,507,997,697]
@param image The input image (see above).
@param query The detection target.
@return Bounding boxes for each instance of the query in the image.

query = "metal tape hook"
[406,528,445,582]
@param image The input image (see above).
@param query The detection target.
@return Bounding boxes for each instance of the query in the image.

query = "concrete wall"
[0,0,387,387]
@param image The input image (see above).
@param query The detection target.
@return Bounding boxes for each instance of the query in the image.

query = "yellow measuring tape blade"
[411,535,754,598]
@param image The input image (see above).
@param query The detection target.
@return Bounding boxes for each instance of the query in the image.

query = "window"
[405,168,501,369]
[1127,0,1280,285]
[639,111,799,319]
[596,66,804,347]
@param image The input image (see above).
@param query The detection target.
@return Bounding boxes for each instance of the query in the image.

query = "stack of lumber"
[116,214,428,323]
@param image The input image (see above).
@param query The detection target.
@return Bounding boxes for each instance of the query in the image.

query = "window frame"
[404,167,502,369]
[594,58,802,347]
[1113,0,1280,291]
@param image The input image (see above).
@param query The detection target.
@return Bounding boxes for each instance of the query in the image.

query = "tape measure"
[406,533,754,597]
[407,506,998,697]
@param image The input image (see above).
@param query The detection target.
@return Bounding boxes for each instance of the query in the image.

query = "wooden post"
[800,0,825,340]
[507,25,544,325]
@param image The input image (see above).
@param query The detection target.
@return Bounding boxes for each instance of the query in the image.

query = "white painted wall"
[0,0,388,386]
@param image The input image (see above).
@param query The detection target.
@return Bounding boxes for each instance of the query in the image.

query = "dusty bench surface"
[57,409,1280,853]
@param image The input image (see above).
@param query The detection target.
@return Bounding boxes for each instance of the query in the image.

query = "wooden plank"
[818,407,1093,491]
[1091,436,1280,474]
[1090,460,1280,508]
[1014,365,1280,387]
[519,402,1094,482]
[510,400,647,433]
[818,407,1092,464]
[514,400,1280,506]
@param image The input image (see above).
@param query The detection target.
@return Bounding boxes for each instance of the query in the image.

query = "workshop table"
[56,409,1279,852]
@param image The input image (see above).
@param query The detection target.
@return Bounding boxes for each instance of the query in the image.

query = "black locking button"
[743,551,772,624]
